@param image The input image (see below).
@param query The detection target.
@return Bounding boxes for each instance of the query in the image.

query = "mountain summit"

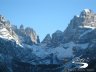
[62,9,96,43]
[42,9,96,47]
[0,15,40,46]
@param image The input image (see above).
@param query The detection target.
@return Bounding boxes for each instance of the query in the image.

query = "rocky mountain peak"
[55,30,63,34]
[62,9,96,43]
[20,24,24,30]
[42,30,64,47]
[0,15,39,46]
[13,25,39,45]
[25,27,37,43]
[41,9,96,47]
[68,9,96,30]
[42,34,51,44]
[0,15,6,22]
[80,9,92,16]
[79,9,96,27]
[0,15,19,44]
[51,30,63,47]
[0,15,10,27]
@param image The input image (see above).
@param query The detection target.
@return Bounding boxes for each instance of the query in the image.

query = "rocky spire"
[62,9,96,43]
[37,36,40,43]
[20,24,24,30]
[42,34,51,44]
[51,30,63,47]
[67,9,96,30]
[0,15,6,22]
[80,9,92,17]
[25,27,37,44]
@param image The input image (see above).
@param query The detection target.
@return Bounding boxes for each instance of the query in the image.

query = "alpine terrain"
[0,9,96,72]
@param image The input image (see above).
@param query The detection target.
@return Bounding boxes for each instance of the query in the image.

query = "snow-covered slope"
[0,16,20,44]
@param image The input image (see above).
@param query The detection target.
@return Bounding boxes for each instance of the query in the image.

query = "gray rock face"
[51,30,63,47]
[25,27,37,44]
[42,30,64,47]
[41,9,96,48]
[63,9,96,43]
[41,34,52,47]
[0,15,39,45]
[0,15,19,43]
[42,34,51,45]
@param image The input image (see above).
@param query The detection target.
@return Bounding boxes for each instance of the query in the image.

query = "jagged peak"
[0,14,41,46]
[45,34,51,37]
[42,34,51,43]
[45,34,51,39]
[68,9,96,29]
[0,14,4,18]
[75,15,79,18]
[25,27,34,32]
[20,24,24,30]
[43,34,51,40]
[55,30,63,34]
[80,9,93,17]
[83,9,92,13]
[0,15,6,22]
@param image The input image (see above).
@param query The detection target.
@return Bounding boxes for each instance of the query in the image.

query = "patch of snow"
[53,42,75,59]
[54,47,74,59]
[17,41,89,64]
[76,15,79,17]
[17,43,23,47]
[79,26,96,29]
[83,9,91,13]
[0,28,21,47]
[53,42,89,59]
[0,28,13,40]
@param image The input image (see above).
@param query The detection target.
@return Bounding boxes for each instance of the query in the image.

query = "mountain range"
[0,9,96,72]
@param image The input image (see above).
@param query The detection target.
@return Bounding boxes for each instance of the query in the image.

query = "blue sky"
[0,0,96,41]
